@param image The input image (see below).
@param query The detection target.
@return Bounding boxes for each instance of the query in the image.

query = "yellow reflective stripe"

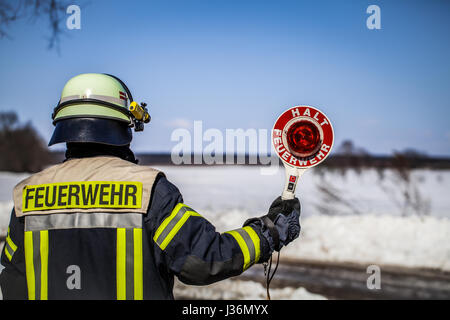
[24,230,49,300]
[243,226,261,264]
[4,227,18,261]
[6,228,17,252]
[133,228,143,300]
[6,235,17,252]
[225,230,251,270]
[117,227,143,300]
[225,226,261,271]
[24,231,36,300]
[159,211,201,250]
[153,203,201,250]
[116,228,127,300]
[39,230,49,300]
[153,203,184,241]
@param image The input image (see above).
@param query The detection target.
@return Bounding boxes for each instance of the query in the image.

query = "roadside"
[239,258,450,300]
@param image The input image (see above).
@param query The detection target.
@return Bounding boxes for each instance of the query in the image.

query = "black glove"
[245,196,301,253]
[267,196,301,222]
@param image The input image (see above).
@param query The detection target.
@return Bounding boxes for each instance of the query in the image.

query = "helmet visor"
[48,118,132,146]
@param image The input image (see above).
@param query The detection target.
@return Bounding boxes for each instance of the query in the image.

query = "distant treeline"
[48,152,450,170]
[0,111,51,172]
[138,153,450,169]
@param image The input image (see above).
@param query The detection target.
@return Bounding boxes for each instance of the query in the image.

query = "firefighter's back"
[13,156,163,299]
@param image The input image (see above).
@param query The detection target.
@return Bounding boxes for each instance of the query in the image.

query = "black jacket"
[0,153,271,300]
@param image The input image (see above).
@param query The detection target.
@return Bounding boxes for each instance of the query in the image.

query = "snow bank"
[283,214,450,271]
[174,278,326,300]
[0,201,12,236]
[0,172,29,202]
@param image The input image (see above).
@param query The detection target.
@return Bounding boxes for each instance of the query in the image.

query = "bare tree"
[0,0,70,50]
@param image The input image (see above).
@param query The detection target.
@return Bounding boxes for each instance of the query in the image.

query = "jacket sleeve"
[145,175,271,285]
[0,209,27,300]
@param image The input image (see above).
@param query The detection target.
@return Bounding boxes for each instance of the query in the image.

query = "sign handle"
[281,164,306,200]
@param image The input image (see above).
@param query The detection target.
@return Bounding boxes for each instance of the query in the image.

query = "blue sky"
[0,0,449,155]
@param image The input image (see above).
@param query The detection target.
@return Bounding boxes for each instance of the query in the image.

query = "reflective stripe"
[153,203,184,242]
[25,212,143,231]
[133,228,143,300]
[24,231,35,300]
[116,228,143,300]
[116,228,127,300]
[243,226,261,264]
[4,227,17,261]
[89,94,128,107]
[153,203,201,250]
[40,230,49,300]
[59,95,80,103]
[226,230,251,270]
[60,94,127,107]
[4,246,12,261]
[24,230,49,300]
[32,232,41,299]
[225,226,261,271]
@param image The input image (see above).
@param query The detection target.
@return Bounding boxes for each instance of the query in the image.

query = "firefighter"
[0,73,301,300]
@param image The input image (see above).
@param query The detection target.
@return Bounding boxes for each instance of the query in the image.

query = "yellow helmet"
[49,73,148,146]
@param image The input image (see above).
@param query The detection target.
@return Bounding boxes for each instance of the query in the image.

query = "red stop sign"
[272,106,334,168]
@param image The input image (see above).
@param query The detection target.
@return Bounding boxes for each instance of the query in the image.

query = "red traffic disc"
[272,105,334,168]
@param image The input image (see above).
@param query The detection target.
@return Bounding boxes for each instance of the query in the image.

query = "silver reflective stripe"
[234,229,256,265]
[224,226,261,271]
[25,230,49,300]
[154,206,190,247]
[25,212,142,231]
[125,229,134,300]
[90,94,127,107]
[4,241,15,259]
[116,228,143,300]
[153,204,202,251]
[32,231,41,300]
[59,95,80,103]
[60,94,127,107]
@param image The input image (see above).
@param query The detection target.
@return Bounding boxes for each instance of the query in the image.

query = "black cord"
[270,251,281,283]
[265,250,280,300]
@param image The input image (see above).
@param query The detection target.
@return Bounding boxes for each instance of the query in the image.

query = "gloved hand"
[266,196,301,248]
[244,196,301,254]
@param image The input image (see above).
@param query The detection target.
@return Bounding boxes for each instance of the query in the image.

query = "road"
[238,257,450,299]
